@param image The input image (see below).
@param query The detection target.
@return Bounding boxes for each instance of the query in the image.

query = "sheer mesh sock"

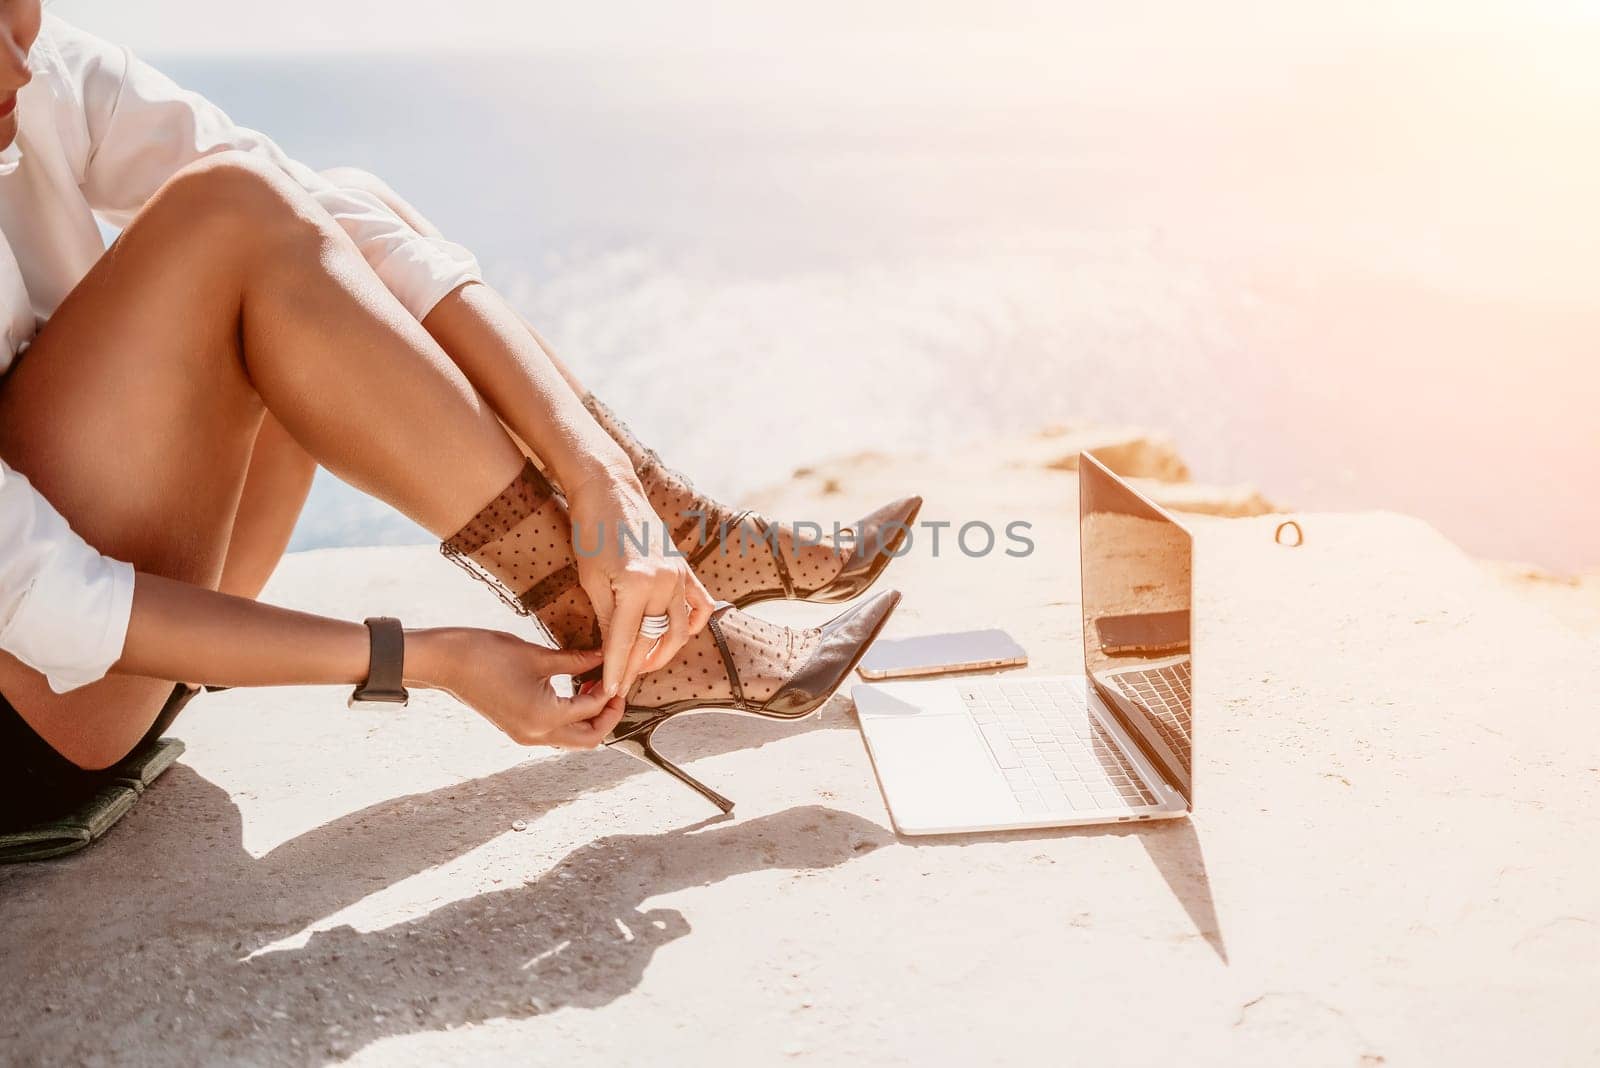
[692,521,861,603]
[441,461,827,710]
[439,461,598,649]
[627,610,824,709]
[581,394,854,603]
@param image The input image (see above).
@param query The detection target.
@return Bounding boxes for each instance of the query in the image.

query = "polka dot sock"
[441,461,826,709]
[582,394,854,603]
[440,462,598,650]
[627,609,824,709]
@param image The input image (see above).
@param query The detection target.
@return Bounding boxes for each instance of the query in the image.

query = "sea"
[154,35,1600,571]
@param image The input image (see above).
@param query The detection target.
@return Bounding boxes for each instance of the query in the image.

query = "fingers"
[548,695,627,749]
[641,571,691,673]
[531,647,605,675]
[685,573,715,635]
[619,568,680,690]
[619,629,654,697]
[548,684,615,727]
[600,581,648,697]
[495,675,615,746]
[653,591,691,671]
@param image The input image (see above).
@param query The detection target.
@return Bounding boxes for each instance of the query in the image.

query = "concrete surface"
[2,430,1597,1065]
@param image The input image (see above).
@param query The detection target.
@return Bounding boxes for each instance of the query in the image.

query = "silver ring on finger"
[639,613,671,639]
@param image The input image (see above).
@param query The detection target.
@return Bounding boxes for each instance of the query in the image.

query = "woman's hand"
[409,629,626,749]
[117,576,625,749]
[564,465,715,696]
[417,287,712,694]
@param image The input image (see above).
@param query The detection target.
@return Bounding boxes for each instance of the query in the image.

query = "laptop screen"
[1078,452,1195,804]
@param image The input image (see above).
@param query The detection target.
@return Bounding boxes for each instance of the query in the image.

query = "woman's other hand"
[410,630,625,749]
[563,467,714,696]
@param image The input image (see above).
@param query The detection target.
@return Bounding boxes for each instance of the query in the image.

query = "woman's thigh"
[0,189,265,768]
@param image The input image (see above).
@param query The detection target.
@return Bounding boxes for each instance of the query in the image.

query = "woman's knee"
[153,151,331,246]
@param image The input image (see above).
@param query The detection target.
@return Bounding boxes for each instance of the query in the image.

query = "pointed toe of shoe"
[855,495,923,556]
[762,590,902,717]
[820,587,901,642]
[808,496,923,603]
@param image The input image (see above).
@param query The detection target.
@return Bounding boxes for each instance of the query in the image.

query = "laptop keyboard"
[1104,660,1192,765]
[960,679,1157,813]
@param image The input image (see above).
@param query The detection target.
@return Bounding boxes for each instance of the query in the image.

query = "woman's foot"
[441,462,902,809]
[595,590,900,811]
[441,461,897,712]
[582,395,922,608]
[614,590,897,712]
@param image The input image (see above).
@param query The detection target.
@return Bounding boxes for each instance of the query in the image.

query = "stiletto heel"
[607,719,735,813]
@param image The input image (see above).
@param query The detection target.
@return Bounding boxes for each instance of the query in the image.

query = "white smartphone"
[857,628,1028,681]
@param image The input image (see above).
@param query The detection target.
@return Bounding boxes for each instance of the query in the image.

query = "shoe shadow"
[0,701,880,1062]
[254,694,861,943]
[255,802,886,1059]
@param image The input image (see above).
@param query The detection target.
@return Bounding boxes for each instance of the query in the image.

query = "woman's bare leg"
[0,151,526,767]
[218,415,317,600]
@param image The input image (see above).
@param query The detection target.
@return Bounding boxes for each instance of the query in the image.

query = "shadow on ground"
[903,817,1228,963]
[0,702,890,1063]
[1,694,1230,1061]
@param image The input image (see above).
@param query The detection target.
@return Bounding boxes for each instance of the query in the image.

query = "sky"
[37,0,1600,568]
[49,0,1600,55]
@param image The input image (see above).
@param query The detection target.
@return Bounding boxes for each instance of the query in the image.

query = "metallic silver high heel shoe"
[679,497,923,609]
[599,590,901,812]
[441,462,901,812]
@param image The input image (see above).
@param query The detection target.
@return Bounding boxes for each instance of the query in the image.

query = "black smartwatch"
[348,617,410,710]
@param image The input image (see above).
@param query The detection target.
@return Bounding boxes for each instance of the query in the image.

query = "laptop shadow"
[902,817,1228,964]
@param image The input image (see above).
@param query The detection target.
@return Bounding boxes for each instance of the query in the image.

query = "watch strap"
[350,616,409,706]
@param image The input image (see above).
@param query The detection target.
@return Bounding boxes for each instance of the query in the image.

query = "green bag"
[0,737,185,863]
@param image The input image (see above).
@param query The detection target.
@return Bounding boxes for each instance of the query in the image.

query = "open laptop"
[852,452,1195,834]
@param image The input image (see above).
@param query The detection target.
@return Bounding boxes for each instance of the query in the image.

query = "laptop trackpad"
[862,716,1017,835]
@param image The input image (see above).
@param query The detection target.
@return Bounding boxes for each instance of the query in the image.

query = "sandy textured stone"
[1,435,1595,1065]
[1128,476,1277,518]
[1480,560,1600,639]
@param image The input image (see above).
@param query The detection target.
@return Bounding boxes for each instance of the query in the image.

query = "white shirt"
[0,16,482,693]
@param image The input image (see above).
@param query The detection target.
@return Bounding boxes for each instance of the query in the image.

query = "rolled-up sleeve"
[0,461,135,693]
[55,17,481,321]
